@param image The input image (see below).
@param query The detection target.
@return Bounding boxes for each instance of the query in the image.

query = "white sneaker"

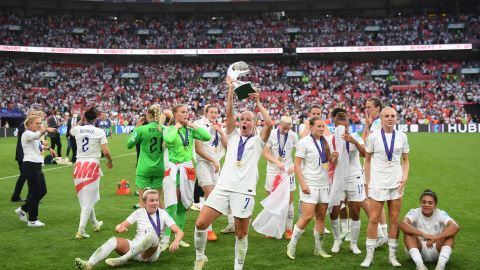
[190,203,201,211]
[389,256,402,267]
[93,220,103,232]
[286,243,296,259]
[179,240,190,248]
[360,256,373,267]
[105,257,126,267]
[331,240,342,253]
[314,248,332,258]
[220,224,235,234]
[15,207,27,223]
[27,220,45,227]
[416,264,428,270]
[75,258,92,270]
[324,228,331,234]
[76,231,91,239]
[344,231,351,242]
[350,243,362,255]
[194,255,208,270]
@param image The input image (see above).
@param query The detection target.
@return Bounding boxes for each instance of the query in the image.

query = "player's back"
[72,125,107,160]
[136,122,165,175]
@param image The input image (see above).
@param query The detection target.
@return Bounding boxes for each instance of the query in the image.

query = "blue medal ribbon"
[310,134,327,165]
[381,128,395,161]
[277,129,288,158]
[211,130,219,148]
[147,209,161,237]
[178,127,189,147]
[38,142,43,153]
[237,134,254,162]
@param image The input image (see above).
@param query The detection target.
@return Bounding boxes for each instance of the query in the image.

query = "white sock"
[340,218,348,234]
[194,227,208,260]
[228,214,235,226]
[381,223,389,238]
[289,224,304,246]
[437,246,452,268]
[79,208,92,233]
[331,219,341,241]
[408,248,424,267]
[88,237,117,265]
[313,229,324,250]
[377,225,384,238]
[118,231,158,262]
[89,208,98,226]
[234,236,248,270]
[366,238,376,257]
[347,219,352,234]
[388,239,398,257]
[208,224,212,231]
[350,220,361,244]
[286,203,294,231]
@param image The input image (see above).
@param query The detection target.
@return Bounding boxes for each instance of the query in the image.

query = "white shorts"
[196,160,219,187]
[264,173,296,192]
[205,188,255,219]
[300,187,329,204]
[405,241,439,262]
[127,240,161,262]
[343,175,367,202]
[368,187,402,201]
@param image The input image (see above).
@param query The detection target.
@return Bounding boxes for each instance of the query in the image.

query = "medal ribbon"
[147,209,161,236]
[237,134,254,162]
[310,134,327,165]
[277,129,288,158]
[381,128,395,161]
[178,127,189,147]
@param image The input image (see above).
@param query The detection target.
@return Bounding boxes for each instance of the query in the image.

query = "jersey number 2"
[82,137,89,152]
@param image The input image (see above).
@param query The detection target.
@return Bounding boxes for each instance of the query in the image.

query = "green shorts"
[136,175,163,189]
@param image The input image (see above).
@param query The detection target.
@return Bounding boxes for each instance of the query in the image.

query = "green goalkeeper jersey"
[127,122,165,177]
[163,125,211,164]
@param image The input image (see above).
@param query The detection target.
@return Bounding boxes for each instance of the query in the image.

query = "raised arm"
[251,92,273,143]
[225,77,236,135]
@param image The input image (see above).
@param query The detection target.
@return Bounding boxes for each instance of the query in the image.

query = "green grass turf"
[0,133,478,270]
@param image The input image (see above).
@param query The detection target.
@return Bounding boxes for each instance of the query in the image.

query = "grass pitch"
[0,133,478,270]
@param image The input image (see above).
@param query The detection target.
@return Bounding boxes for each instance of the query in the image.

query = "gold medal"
[236,160,241,168]
[214,146,219,153]
[322,162,329,170]
[277,156,283,162]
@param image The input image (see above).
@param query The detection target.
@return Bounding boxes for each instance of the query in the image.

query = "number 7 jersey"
[71,124,108,161]
[127,122,165,177]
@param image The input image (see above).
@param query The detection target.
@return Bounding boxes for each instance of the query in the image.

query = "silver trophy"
[227,61,255,100]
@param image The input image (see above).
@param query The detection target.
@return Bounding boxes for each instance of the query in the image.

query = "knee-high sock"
[340,218,348,234]
[194,227,208,260]
[388,239,398,257]
[350,220,361,244]
[165,204,177,237]
[408,248,424,267]
[313,229,324,250]
[331,219,341,241]
[365,238,376,258]
[286,202,294,231]
[88,237,117,266]
[437,246,452,269]
[89,208,98,226]
[289,224,304,246]
[79,208,92,233]
[176,202,187,231]
[234,236,248,270]
[117,231,159,263]
[228,213,235,226]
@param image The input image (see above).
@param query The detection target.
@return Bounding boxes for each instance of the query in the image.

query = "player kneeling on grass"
[400,189,459,270]
[75,189,183,270]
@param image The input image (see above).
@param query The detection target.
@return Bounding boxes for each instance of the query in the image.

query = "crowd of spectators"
[1,58,478,126]
[0,13,478,49]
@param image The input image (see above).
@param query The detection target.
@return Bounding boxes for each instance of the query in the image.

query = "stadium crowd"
[1,58,478,126]
[0,13,479,49]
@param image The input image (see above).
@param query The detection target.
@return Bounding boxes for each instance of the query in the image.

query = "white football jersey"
[405,208,454,239]
[126,208,175,243]
[365,129,409,189]
[265,129,298,175]
[295,135,330,188]
[71,125,108,160]
[326,132,364,177]
[194,117,225,162]
[216,129,265,196]
[370,118,381,132]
